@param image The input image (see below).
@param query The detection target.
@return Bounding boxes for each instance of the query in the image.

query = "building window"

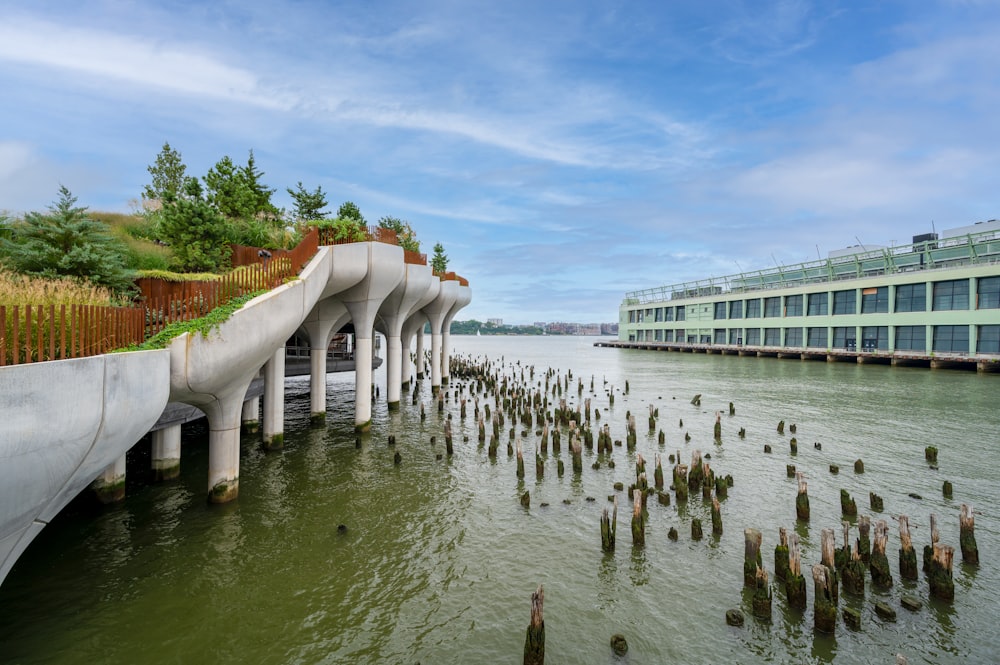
[654,308,663,322]
[933,279,970,311]
[764,328,780,345]
[832,289,856,315]
[714,302,727,320]
[785,295,803,317]
[729,328,742,345]
[746,299,761,318]
[895,326,926,351]
[714,329,726,344]
[978,277,1000,309]
[861,326,888,350]
[654,329,663,341]
[978,325,1000,353]
[628,310,637,323]
[700,334,711,344]
[785,327,803,347]
[861,286,889,314]
[833,326,856,349]
[764,297,781,318]
[729,300,743,319]
[807,327,828,347]
[807,292,828,316]
[676,328,685,340]
[676,306,686,322]
[933,325,969,352]
[665,307,674,322]
[745,328,761,345]
[665,330,674,342]
[895,283,926,312]
[687,334,697,343]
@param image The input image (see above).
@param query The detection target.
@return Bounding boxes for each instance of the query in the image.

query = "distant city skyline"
[2,2,998,324]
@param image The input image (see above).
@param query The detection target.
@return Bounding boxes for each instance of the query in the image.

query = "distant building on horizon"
[487,318,503,326]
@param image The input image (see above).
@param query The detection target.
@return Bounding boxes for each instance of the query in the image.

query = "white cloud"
[0,17,289,110]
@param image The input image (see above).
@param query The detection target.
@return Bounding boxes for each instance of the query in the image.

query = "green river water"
[0,336,997,664]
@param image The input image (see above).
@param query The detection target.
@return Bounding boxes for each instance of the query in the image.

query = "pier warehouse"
[610,221,1000,372]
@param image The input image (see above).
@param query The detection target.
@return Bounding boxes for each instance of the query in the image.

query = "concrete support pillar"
[441,329,451,384]
[152,424,181,481]
[353,336,374,430]
[263,346,285,449]
[416,328,425,379]
[241,396,260,433]
[386,334,403,409]
[205,388,249,503]
[310,346,327,424]
[91,454,126,504]
[401,333,413,390]
[431,331,442,393]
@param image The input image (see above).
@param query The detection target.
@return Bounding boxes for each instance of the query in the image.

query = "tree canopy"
[0,186,134,295]
[158,179,232,272]
[377,216,420,253]
[204,150,280,222]
[287,182,329,221]
[143,142,187,202]
[431,242,448,273]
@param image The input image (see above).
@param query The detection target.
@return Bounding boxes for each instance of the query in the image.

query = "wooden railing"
[317,225,399,247]
[403,249,427,265]
[1,230,321,366]
[230,227,319,272]
[0,304,145,365]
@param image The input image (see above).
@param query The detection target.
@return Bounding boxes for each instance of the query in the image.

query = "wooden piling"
[601,497,617,552]
[774,527,789,581]
[523,585,545,665]
[516,439,525,479]
[928,543,955,601]
[786,532,807,610]
[711,497,723,535]
[858,515,871,564]
[812,564,837,634]
[840,489,857,517]
[744,528,762,587]
[899,515,918,580]
[820,528,839,606]
[870,519,893,588]
[796,472,809,521]
[631,489,645,547]
[960,504,978,565]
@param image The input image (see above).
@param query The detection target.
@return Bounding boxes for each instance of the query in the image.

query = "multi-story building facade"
[612,223,1000,371]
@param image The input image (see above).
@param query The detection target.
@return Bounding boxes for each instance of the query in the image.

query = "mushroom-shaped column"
[169,249,329,502]
[420,279,460,393]
[376,261,434,409]
[336,242,404,431]
[441,280,472,384]
[415,323,426,379]
[401,278,440,387]
[299,298,351,423]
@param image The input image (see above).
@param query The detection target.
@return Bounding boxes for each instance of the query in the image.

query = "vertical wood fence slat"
[25,305,33,364]
[0,305,6,366]
[12,306,19,365]
[59,305,67,360]
[48,305,55,361]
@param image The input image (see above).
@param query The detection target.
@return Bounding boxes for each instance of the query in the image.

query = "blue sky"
[1,1,998,324]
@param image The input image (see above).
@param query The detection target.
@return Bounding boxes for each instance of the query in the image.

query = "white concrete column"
[91,454,126,504]
[354,336,374,429]
[431,331,442,392]
[241,396,260,433]
[442,328,451,384]
[263,346,285,449]
[386,334,403,409]
[152,424,181,481]
[310,346,327,421]
[415,328,425,379]
[401,332,413,389]
[205,388,249,503]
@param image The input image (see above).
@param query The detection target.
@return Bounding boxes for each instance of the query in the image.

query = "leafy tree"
[431,242,448,273]
[143,142,188,202]
[0,186,134,295]
[240,149,280,220]
[378,216,420,253]
[159,179,232,272]
[337,201,365,224]
[287,182,329,221]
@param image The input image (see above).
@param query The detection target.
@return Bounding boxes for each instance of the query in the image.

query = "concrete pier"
[152,424,181,481]
[91,455,127,504]
[263,347,286,449]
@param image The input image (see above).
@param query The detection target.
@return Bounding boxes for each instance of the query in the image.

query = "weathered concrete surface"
[402,278,441,384]
[441,284,472,383]
[0,349,170,586]
[377,262,435,408]
[422,279,460,390]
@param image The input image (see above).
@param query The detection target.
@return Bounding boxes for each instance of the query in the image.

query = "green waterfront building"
[613,222,1000,372]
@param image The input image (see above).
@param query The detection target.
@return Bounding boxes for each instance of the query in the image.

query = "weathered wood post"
[840,489,857,517]
[960,504,979,565]
[540,421,549,455]
[753,566,772,620]
[523,585,545,665]
[601,497,617,553]
[688,450,704,493]
[869,491,884,512]
[928,543,955,601]
[899,515,918,581]
[843,540,866,596]
[714,411,722,441]
[444,419,454,456]
[744,528,762,587]
[796,472,809,521]
[812,565,837,634]
[711,497,723,535]
[631,489,645,547]
[786,532,807,610]
[535,445,543,479]
[674,463,689,502]
[774,527,789,581]
[571,435,583,474]
[654,454,664,490]
[820,528,839,606]
[870,519,893,588]
[516,439,525,479]
[692,518,703,541]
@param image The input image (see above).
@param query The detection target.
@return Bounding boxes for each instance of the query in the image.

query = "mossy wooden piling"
[858,515,871,564]
[752,566,772,620]
[820,528,839,606]
[744,529,762,587]
[601,498,618,552]
[899,515,918,580]
[631,489,645,547]
[812,564,837,634]
[928,543,955,601]
[796,472,809,521]
[960,503,978,565]
[840,489,857,516]
[786,532,807,610]
[774,527,789,581]
[870,519,893,588]
[523,585,545,665]
[711,497,723,535]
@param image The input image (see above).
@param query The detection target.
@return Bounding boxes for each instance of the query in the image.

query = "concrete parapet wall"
[0,349,170,585]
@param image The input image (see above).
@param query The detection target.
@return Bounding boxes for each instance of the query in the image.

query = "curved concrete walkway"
[0,241,470,587]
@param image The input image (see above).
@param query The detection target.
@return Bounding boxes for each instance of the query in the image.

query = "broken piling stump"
[774,527,789,581]
[960,504,979,565]
[928,543,955,601]
[786,532,807,610]
[812,564,837,634]
[796,472,810,521]
[601,497,618,553]
[631,489,645,547]
[523,585,545,665]
[870,519,893,588]
[752,566,772,620]
[744,529,762,587]
[899,515,918,581]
